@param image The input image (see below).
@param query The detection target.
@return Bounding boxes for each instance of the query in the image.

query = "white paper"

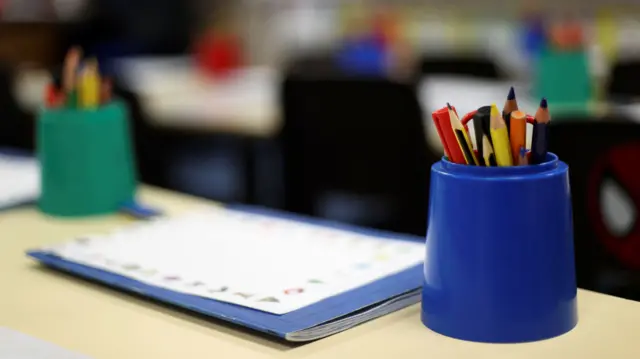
[0,328,91,359]
[0,153,39,209]
[45,207,425,315]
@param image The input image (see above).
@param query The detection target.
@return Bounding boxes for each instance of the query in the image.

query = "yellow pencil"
[489,103,513,166]
[78,58,100,109]
[482,134,497,167]
[447,103,479,165]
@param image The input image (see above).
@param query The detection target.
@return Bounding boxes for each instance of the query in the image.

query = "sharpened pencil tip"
[490,103,500,117]
[507,86,516,100]
[446,102,453,110]
[540,97,548,109]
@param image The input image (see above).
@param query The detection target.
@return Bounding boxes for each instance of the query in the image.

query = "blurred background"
[2,0,640,300]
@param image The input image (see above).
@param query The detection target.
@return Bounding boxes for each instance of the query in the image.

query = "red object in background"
[194,31,242,78]
[371,11,398,49]
[588,143,640,270]
[549,21,584,50]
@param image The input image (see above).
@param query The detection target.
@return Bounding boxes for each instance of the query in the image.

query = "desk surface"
[2,186,640,358]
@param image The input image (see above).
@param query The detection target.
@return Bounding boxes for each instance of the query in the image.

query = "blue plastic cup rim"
[439,152,559,177]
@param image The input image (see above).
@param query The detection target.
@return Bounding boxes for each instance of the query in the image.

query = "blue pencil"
[531,98,550,164]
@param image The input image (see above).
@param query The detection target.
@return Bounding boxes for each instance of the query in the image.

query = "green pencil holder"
[37,100,137,217]
[533,49,592,115]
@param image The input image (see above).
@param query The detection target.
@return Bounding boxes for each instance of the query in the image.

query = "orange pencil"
[63,46,82,93]
[509,110,526,164]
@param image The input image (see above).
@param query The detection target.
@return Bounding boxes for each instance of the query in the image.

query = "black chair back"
[0,64,33,149]
[608,61,640,102]
[281,76,437,236]
[419,56,504,79]
[550,118,640,301]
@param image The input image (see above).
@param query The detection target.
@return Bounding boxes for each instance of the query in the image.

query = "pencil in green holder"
[65,90,78,109]
[37,100,138,217]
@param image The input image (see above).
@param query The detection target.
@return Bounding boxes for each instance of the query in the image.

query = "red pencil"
[431,110,452,158]
[44,84,65,108]
[433,106,466,164]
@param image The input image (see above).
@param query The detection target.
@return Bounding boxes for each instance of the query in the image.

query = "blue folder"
[28,205,425,341]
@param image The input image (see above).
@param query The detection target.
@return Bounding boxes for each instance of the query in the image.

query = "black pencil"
[455,129,477,166]
[531,98,550,164]
[473,105,491,162]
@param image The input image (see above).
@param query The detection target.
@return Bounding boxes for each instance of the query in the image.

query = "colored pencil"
[482,134,497,167]
[62,47,82,93]
[472,105,491,161]
[433,106,466,164]
[502,86,518,133]
[100,77,113,105]
[509,110,527,164]
[431,111,452,159]
[44,83,65,108]
[448,103,479,165]
[78,58,100,109]
[62,47,82,108]
[531,98,550,164]
[489,103,513,166]
[518,146,528,166]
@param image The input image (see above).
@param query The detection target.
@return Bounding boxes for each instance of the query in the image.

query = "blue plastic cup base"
[421,153,578,343]
[420,307,578,343]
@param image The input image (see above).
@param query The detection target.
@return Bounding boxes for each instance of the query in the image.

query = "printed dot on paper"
[234,293,254,299]
[208,286,229,293]
[139,269,157,276]
[284,288,304,295]
[122,264,141,271]
[163,275,180,281]
[258,297,280,303]
[308,279,324,284]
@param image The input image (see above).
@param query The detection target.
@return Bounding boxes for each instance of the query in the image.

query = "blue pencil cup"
[422,153,578,343]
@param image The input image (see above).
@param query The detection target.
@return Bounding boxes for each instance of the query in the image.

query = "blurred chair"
[549,118,640,301]
[419,56,504,79]
[607,61,640,102]
[281,76,437,236]
[0,63,34,150]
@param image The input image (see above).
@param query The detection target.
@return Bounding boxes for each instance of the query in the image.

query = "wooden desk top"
[2,186,640,358]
